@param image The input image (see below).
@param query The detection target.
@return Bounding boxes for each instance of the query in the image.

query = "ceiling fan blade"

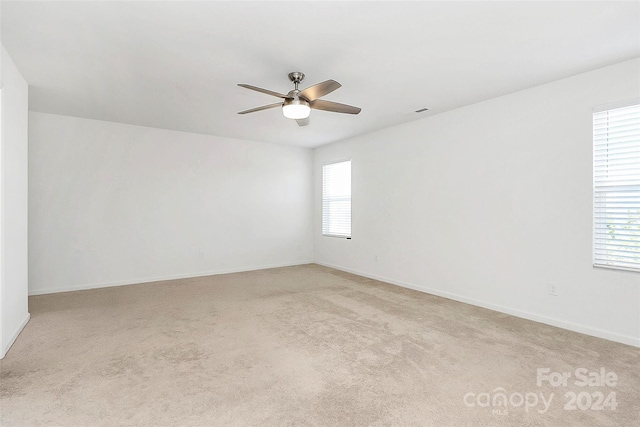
[237,102,282,114]
[296,117,310,127]
[298,80,341,101]
[237,84,288,99]
[310,99,361,115]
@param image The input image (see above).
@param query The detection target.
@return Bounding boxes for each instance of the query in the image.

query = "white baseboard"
[28,261,312,296]
[316,261,640,348]
[1,312,30,359]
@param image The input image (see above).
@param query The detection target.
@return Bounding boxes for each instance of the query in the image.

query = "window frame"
[592,98,640,273]
[322,159,352,239]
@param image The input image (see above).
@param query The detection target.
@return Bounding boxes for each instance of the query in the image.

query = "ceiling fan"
[237,72,361,126]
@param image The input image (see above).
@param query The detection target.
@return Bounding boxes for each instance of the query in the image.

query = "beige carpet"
[1,264,638,426]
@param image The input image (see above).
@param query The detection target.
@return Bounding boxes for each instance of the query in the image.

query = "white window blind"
[593,102,640,272]
[322,160,351,238]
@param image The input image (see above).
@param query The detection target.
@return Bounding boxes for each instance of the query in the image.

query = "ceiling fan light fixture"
[282,98,311,119]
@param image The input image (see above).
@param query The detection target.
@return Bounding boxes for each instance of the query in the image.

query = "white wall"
[29,113,313,294]
[314,58,640,347]
[1,45,30,358]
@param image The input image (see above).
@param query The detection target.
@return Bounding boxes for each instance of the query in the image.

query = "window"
[322,160,351,238]
[593,100,640,272]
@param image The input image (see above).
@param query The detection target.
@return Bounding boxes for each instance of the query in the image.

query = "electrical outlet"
[374,255,379,262]
[548,282,559,296]
[199,250,205,259]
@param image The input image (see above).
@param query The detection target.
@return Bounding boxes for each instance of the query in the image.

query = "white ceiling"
[2,1,639,148]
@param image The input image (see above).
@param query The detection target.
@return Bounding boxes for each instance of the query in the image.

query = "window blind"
[322,160,351,238]
[593,102,640,272]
